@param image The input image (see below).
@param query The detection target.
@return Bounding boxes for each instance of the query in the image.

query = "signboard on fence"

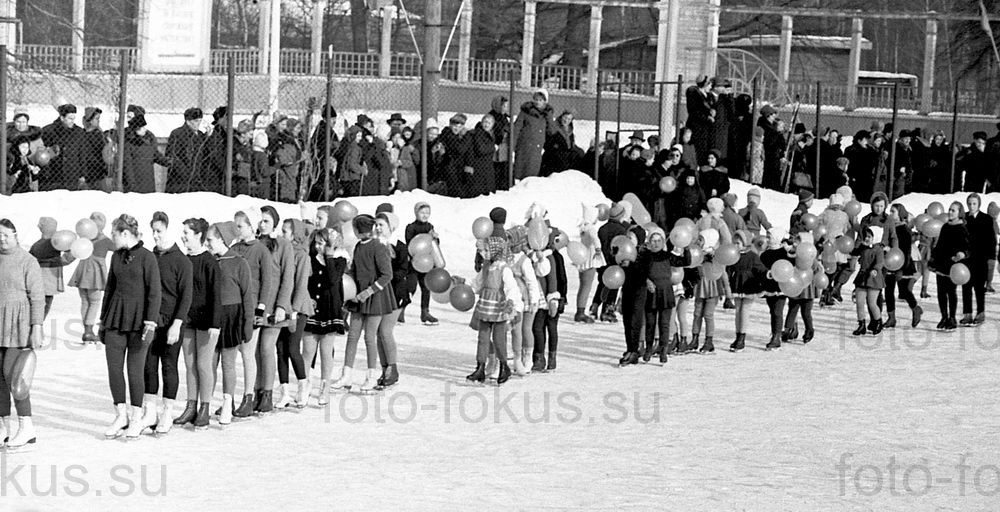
[137,0,212,73]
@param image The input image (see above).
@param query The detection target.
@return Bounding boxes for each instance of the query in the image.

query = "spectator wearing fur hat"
[123,112,171,193]
[165,108,207,193]
[437,113,474,198]
[191,107,230,194]
[40,104,85,191]
[512,89,556,180]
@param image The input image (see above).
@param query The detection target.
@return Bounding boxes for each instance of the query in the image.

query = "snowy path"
[1,173,998,510]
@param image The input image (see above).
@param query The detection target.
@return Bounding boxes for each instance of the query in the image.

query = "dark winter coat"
[437,127,474,197]
[759,248,793,294]
[698,165,730,198]
[852,243,885,289]
[758,117,784,190]
[123,128,170,193]
[512,101,556,180]
[466,124,497,197]
[671,169,707,222]
[965,211,997,262]
[153,243,193,329]
[845,142,878,201]
[541,123,581,176]
[40,119,85,190]
[597,219,629,264]
[489,96,511,163]
[929,221,969,275]
[165,125,206,193]
[685,86,714,164]
[927,141,954,192]
[79,128,108,185]
[959,145,995,193]
[346,239,395,316]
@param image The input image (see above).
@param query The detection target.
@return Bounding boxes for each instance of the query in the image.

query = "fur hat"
[760,105,777,118]
[212,221,239,247]
[83,107,102,124]
[127,104,145,117]
[707,197,724,215]
[721,193,738,208]
[212,106,228,124]
[184,107,203,121]
[352,214,376,235]
[828,193,845,208]
[57,104,77,117]
[413,201,431,217]
[798,189,814,202]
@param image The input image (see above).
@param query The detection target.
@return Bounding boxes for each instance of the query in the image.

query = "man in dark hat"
[79,107,110,191]
[959,131,995,193]
[6,111,41,147]
[166,107,207,193]
[308,104,340,200]
[437,113,474,197]
[387,113,407,131]
[191,107,230,193]
[711,77,735,165]
[40,104,85,191]
[126,105,145,123]
[888,129,913,199]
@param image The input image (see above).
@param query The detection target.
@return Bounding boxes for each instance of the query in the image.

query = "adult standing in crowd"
[960,193,995,326]
[40,104,84,191]
[926,131,953,192]
[512,89,556,181]
[467,114,498,197]
[959,131,995,193]
[308,104,339,201]
[817,128,843,198]
[757,105,784,191]
[195,107,229,194]
[6,112,42,149]
[79,107,109,192]
[845,130,877,201]
[123,113,170,193]
[710,78,735,165]
[165,108,207,194]
[488,96,511,191]
[685,75,715,165]
[437,113,474,198]
[541,110,582,177]
[729,93,754,180]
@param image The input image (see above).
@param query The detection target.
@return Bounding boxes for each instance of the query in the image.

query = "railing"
[211,48,261,73]
[531,64,583,91]
[14,45,137,72]
[390,53,421,77]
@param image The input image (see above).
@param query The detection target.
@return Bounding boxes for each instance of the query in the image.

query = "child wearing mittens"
[641,226,689,364]
[691,228,724,353]
[727,230,767,352]
[851,226,886,336]
[335,214,395,393]
[467,236,522,385]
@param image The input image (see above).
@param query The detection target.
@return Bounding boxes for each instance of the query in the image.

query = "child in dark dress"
[302,227,349,405]
[851,227,886,336]
[727,230,767,352]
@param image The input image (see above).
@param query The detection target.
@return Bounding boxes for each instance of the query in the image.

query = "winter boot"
[574,310,595,323]
[659,342,669,364]
[317,379,331,406]
[729,333,745,352]
[666,334,679,355]
[381,364,399,387]
[330,366,352,390]
[173,399,197,425]
[765,334,781,350]
[105,403,129,439]
[497,361,512,385]
[219,394,234,425]
[781,325,798,342]
[420,309,439,326]
[531,353,546,373]
[377,365,389,387]
[689,334,700,354]
[884,312,897,329]
[140,394,159,431]
[868,318,883,335]
[936,318,947,330]
[698,336,715,354]
[946,317,958,331]
[7,417,36,449]
[512,352,526,376]
[852,321,867,336]
[802,328,815,344]
[193,402,211,429]
[642,341,655,363]
[82,325,99,342]
[546,352,557,371]
[397,308,406,324]
[359,369,378,392]
[960,313,974,326]
[295,379,310,408]
[466,363,486,383]
[155,399,174,435]
[618,352,639,366]
[274,384,292,408]
[233,393,255,418]
[257,390,273,413]
[677,336,690,354]
[974,312,986,326]
[125,406,146,439]
[911,305,923,328]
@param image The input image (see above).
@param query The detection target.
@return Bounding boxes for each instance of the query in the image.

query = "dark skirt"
[305,316,346,336]
[644,286,676,311]
[218,303,247,349]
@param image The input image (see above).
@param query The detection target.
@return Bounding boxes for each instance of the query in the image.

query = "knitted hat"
[489,207,507,225]
[376,212,399,233]
[534,88,549,102]
[353,214,376,235]
[57,104,77,116]
[38,217,57,235]
[733,229,752,247]
[869,191,889,206]
[212,221,239,247]
[836,185,853,200]
[609,202,627,222]
[646,226,666,242]
[747,188,762,203]
[260,205,280,226]
[413,201,431,217]
[480,236,509,261]
[506,225,529,254]
[760,105,776,117]
[828,193,845,208]
[376,203,394,215]
[721,193,738,208]
[707,198,724,215]
[237,208,262,229]
[798,189,814,202]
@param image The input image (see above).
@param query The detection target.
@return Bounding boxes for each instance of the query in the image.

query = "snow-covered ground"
[1,172,998,511]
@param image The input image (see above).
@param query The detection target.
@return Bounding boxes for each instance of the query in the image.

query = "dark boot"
[831,285,843,303]
[531,353,546,372]
[946,317,958,331]
[173,400,197,425]
[83,324,99,342]
[233,394,255,418]
[377,365,388,387]
[574,310,595,323]
[193,403,211,429]
[973,312,986,325]
[658,343,669,364]
[642,341,655,363]
[802,328,815,344]
[689,334,700,354]
[666,334,679,355]
[420,309,439,326]
[765,334,781,350]
[723,298,735,310]
[852,321,867,336]
[618,352,639,365]
[729,333,745,352]
[911,305,923,328]
[252,389,262,412]
[546,352,557,371]
[678,336,690,354]
[397,308,406,324]
[257,390,273,413]
[959,313,974,326]
[466,363,486,383]
[382,364,399,387]
[884,312,897,329]
[698,336,715,354]
[936,318,947,330]
[497,361,511,385]
[868,318,883,335]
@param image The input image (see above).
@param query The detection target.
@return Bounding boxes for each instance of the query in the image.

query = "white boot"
[219,394,234,425]
[317,379,330,406]
[155,399,174,435]
[512,350,527,376]
[140,394,159,431]
[1,417,11,447]
[522,352,533,374]
[359,369,378,392]
[295,379,310,408]
[274,384,292,409]
[7,417,36,449]
[125,405,146,439]
[485,353,498,380]
[330,367,352,389]
[105,404,129,439]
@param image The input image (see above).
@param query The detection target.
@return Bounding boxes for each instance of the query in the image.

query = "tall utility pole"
[420,0,441,190]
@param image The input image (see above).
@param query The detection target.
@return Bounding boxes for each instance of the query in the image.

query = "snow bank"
[3,170,996,281]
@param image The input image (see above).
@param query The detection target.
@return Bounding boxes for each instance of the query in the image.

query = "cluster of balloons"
[52,217,105,259]
[767,237,828,297]
[408,233,445,273]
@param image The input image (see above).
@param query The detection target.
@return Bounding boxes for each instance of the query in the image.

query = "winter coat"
[489,97,511,163]
[859,201,899,249]
[671,169,707,223]
[466,124,497,197]
[336,126,367,184]
[437,127,474,197]
[845,143,878,201]
[965,211,997,262]
[759,248,793,294]
[40,119,85,190]
[165,124,207,193]
[739,203,772,236]
[512,101,555,180]
[852,243,885,289]
[346,238,395,316]
[79,128,108,185]
[929,221,969,276]
[710,92,734,161]
[685,86,714,163]
[123,129,170,193]
[728,249,767,296]
[759,117,785,191]
[959,145,996,193]
[597,220,629,264]
[698,165,730,198]
[927,141,954,192]
[541,124,581,176]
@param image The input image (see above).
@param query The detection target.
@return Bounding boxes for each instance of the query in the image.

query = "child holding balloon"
[782,232,821,343]
[69,212,116,343]
[691,228,724,353]
[572,204,606,324]
[727,230,767,352]
[884,204,922,329]
[29,217,75,320]
[467,236,521,384]
[640,227,689,363]
[928,202,970,331]
[759,228,794,350]
[404,202,439,326]
[851,226,886,336]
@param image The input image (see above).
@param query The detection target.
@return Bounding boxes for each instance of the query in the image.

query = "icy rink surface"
[0,172,998,511]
